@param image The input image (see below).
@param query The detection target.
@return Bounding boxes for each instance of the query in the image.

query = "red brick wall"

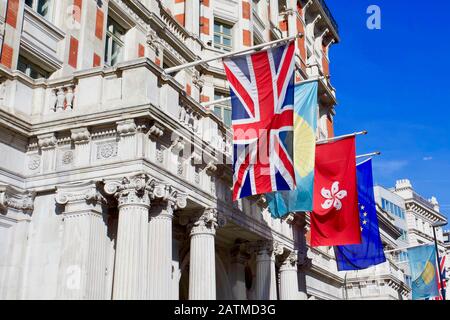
[242,2,250,20]
[200,95,210,103]
[93,53,101,67]
[322,44,329,76]
[0,44,14,68]
[138,44,145,58]
[243,30,251,46]
[73,0,83,23]
[327,117,334,138]
[68,37,79,68]
[200,17,210,35]
[5,0,19,28]
[186,83,192,96]
[175,14,185,26]
[95,9,104,40]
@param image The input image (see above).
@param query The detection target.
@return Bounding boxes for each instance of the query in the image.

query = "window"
[214,20,233,52]
[104,17,126,66]
[213,90,232,127]
[25,0,52,20]
[17,55,50,79]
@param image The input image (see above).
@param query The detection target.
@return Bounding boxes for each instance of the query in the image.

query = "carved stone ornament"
[148,121,164,139]
[37,133,57,150]
[104,174,157,208]
[151,182,188,210]
[70,127,90,144]
[280,250,299,271]
[0,186,35,214]
[189,208,221,236]
[116,119,137,137]
[55,181,105,206]
[62,151,74,165]
[28,155,41,171]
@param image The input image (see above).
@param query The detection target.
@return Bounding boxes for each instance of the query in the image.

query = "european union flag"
[334,159,386,271]
[408,244,439,300]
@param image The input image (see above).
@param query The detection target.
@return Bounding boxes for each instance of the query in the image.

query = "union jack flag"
[223,42,296,200]
[434,255,447,300]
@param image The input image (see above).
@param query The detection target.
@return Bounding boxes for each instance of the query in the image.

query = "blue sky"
[326,0,450,219]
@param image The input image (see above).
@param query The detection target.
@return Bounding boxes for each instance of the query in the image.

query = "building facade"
[0,0,414,301]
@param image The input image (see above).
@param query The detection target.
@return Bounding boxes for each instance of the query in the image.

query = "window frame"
[17,55,50,79]
[213,19,233,52]
[25,0,53,21]
[104,16,126,67]
[213,89,232,127]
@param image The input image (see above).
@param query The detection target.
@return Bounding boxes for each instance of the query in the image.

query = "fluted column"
[279,251,299,300]
[230,243,250,300]
[255,241,282,300]
[147,183,187,300]
[55,181,108,300]
[188,208,219,300]
[104,175,155,300]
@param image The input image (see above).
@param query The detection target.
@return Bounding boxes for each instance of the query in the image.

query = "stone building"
[0,0,412,300]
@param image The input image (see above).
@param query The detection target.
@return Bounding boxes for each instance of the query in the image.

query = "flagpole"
[316,131,368,145]
[201,76,324,108]
[384,242,434,254]
[164,33,303,74]
[356,152,381,159]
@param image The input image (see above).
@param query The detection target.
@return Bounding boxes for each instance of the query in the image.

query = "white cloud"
[373,160,408,176]
[423,156,433,161]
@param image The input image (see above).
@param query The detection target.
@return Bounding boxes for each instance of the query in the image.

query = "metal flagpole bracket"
[355,151,381,160]
[201,75,323,108]
[164,33,303,74]
[316,130,367,145]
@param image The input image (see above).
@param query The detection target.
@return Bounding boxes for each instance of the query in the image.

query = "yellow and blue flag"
[408,244,440,300]
[266,81,318,218]
[334,158,386,270]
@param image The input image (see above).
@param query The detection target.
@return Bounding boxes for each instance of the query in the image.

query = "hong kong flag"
[310,137,361,247]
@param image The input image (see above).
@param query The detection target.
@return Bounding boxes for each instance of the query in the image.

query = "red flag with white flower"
[310,137,361,247]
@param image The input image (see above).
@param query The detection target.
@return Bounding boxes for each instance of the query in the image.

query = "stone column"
[188,208,219,300]
[0,187,35,300]
[255,241,282,300]
[55,181,109,299]
[147,183,187,300]
[279,251,299,300]
[229,243,250,300]
[104,174,154,300]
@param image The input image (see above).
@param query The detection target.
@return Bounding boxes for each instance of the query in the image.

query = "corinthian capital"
[55,181,105,208]
[189,208,225,236]
[151,182,188,210]
[104,174,158,208]
[0,186,35,215]
[280,250,298,271]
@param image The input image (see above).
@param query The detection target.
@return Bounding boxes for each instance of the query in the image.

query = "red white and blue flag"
[223,42,296,200]
[434,255,447,300]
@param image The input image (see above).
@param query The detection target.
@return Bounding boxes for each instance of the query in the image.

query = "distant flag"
[433,255,447,300]
[334,158,386,270]
[407,244,440,300]
[266,81,318,218]
[224,42,296,200]
[310,137,361,247]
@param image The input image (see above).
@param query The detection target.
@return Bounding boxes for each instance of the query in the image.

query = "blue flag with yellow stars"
[334,158,386,271]
[408,244,439,300]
